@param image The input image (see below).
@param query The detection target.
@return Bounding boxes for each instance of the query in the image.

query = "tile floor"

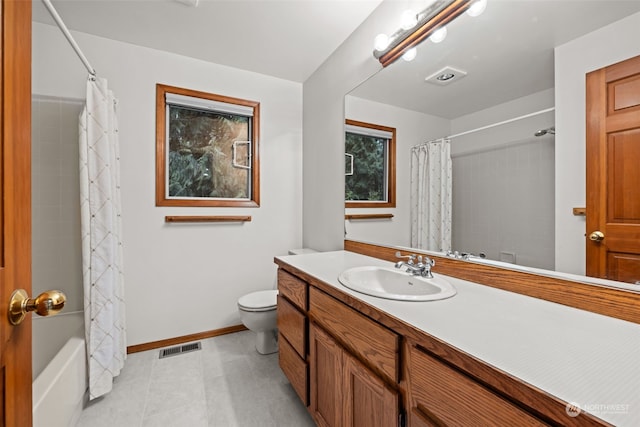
[76,330,315,427]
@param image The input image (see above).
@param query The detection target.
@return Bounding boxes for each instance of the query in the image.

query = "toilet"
[238,248,317,355]
[237,290,279,354]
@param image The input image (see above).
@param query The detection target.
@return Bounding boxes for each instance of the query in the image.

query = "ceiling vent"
[425,66,467,86]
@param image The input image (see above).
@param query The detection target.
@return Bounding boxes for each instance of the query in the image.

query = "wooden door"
[586,54,640,284]
[0,0,33,425]
[342,352,398,427]
[309,323,343,427]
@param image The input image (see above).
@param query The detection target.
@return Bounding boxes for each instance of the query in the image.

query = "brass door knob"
[589,231,605,242]
[8,289,66,325]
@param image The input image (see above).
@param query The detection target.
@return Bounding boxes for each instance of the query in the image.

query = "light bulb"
[429,26,447,43]
[402,47,417,62]
[401,10,418,30]
[467,0,487,17]
[374,33,390,51]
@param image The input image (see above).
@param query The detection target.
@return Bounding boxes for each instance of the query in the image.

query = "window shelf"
[345,214,394,221]
[164,215,252,223]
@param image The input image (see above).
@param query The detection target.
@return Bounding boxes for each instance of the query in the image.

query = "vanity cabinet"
[407,344,547,426]
[309,322,399,427]
[308,286,400,427]
[278,268,401,427]
[276,262,610,427]
[277,269,309,406]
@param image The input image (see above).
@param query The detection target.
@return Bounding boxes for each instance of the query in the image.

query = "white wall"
[32,22,303,346]
[302,0,420,251]
[344,95,449,247]
[555,12,640,275]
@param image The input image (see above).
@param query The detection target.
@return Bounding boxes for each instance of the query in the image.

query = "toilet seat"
[238,290,278,312]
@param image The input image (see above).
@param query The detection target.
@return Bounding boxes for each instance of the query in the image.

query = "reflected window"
[345,119,396,208]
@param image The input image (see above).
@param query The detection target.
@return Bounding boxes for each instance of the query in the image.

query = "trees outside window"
[345,119,396,208]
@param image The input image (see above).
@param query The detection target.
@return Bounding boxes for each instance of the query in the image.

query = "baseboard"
[127,324,248,354]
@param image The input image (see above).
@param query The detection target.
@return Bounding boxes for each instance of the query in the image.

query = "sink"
[337,266,457,301]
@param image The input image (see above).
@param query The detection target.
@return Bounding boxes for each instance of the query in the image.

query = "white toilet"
[237,290,279,354]
[237,248,317,355]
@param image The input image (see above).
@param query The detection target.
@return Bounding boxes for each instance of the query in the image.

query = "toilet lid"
[238,290,278,311]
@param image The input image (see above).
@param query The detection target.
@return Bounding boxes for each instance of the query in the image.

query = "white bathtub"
[33,335,87,427]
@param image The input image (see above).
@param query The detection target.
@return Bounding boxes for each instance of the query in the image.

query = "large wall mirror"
[344,0,640,289]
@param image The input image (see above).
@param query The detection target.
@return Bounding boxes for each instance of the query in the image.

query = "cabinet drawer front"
[309,287,399,383]
[409,346,547,426]
[279,333,309,406]
[278,269,307,311]
[277,295,306,358]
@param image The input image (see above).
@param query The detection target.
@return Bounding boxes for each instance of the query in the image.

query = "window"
[345,119,396,208]
[156,84,260,207]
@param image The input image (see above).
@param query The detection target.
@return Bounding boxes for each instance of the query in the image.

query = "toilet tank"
[288,248,318,255]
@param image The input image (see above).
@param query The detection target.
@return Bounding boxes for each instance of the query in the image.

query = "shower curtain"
[79,76,126,400]
[410,139,453,251]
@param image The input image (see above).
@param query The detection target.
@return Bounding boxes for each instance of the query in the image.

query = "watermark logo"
[566,402,581,418]
[566,402,630,418]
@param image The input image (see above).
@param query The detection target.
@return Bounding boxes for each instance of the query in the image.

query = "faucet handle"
[395,251,416,264]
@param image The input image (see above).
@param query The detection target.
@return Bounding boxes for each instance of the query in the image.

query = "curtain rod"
[447,107,555,139]
[42,0,96,76]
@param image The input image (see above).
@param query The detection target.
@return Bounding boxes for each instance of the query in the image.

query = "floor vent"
[158,342,202,359]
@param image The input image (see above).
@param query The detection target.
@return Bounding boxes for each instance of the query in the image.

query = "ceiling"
[32,0,383,83]
[349,0,640,119]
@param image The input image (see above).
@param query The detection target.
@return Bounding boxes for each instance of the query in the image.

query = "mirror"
[344,0,640,286]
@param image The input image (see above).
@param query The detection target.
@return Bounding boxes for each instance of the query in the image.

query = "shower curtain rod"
[447,107,555,139]
[42,0,97,76]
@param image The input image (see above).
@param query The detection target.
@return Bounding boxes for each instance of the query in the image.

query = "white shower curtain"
[410,139,453,251]
[79,76,126,400]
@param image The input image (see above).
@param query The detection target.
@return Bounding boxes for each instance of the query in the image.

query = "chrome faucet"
[394,252,435,278]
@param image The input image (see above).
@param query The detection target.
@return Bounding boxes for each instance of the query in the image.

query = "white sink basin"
[338,266,457,301]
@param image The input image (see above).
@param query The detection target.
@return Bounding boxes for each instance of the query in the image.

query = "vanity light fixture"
[467,0,487,17]
[429,26,448,43]
[373,0,470,66]
[373,0,486,67]
[402,47,418,62]
[374,33,390,51]
[401,9,419,30]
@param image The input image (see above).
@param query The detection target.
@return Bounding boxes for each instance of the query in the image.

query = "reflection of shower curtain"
[79,77,126,400]
[410,139,452,251]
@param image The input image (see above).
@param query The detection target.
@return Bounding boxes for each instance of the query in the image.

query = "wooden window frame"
[155,84,260,207]
[345,119,396,208]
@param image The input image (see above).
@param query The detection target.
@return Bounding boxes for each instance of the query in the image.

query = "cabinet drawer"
[278,269,307,311]
[409,346,547,426]
[309,287,399,383]
[277,295,306,358]
[279,333,308,406]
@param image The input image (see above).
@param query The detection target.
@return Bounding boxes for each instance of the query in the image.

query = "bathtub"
[33,315,87,427]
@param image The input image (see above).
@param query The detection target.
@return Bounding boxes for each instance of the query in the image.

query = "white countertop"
[276,250,640,426]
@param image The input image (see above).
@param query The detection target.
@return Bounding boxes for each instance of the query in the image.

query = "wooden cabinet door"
[310,322,399,427]
[0,0,33,425]
[586,54,640,283]
[309,323,344,427]
[343,351,398,427]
